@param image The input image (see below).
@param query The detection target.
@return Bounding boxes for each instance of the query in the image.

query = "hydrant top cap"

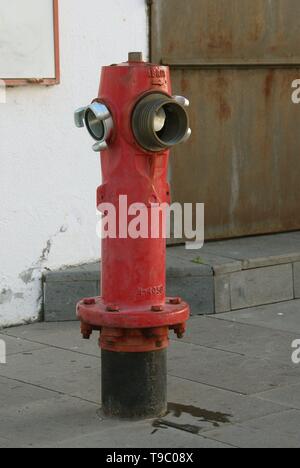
[128,52,143,63]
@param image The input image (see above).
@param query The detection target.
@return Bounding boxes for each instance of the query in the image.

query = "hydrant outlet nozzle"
[74,102,113,152]
[132,93,191,152]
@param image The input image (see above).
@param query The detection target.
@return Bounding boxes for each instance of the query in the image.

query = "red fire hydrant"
[74,52,191,419]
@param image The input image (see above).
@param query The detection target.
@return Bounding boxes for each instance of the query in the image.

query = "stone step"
[43,231,300,322]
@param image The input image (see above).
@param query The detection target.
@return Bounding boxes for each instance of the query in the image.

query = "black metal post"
[101,349,167,419]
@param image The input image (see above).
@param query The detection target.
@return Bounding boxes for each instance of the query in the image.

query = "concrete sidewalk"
[0,300,300,448]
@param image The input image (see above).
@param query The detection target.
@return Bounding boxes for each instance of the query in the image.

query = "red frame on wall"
[3,0,60,86]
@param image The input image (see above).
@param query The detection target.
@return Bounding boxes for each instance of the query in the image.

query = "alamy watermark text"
[292,340,300,364]
[96,196,205,250]
[292,79,300,104]
[0,339,6,364]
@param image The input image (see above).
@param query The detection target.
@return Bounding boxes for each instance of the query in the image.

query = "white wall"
[0,0,148,327]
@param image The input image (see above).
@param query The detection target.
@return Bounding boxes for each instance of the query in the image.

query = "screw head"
[81,323,93,340]
[174,324,186,339]
[151,305,164,312]
[106,304,120,312]
[83,298,96,306]
[169,297,182,305]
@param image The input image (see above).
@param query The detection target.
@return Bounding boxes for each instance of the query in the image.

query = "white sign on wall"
[0,0,59,85]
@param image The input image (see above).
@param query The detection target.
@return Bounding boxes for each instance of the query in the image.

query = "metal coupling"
[132,93,191,152]
[74,102,114,152]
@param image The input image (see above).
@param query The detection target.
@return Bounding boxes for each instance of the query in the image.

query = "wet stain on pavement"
[151,402,232,435]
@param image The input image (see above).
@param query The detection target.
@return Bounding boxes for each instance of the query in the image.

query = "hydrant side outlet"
[75,52,191,419]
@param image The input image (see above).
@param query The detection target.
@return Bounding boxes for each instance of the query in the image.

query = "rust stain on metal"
[218,98,232,122]
[215,73,231,122]
[180,71,189,94]
[264,70,275,99]
[248,13,264,42]
[216,73,229,90]
[167,41,176,54]
[207,34,233,51]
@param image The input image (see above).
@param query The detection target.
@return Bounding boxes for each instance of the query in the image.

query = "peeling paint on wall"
[19,269,35,284]
[14,293,24,300]
[40,239,52,263]
[19,225,68,285]
[0,289,13,305]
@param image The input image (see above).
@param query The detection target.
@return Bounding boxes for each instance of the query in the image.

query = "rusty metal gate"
[150,0,300,239]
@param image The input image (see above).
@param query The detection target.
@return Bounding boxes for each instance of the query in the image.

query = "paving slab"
[44,280,99,322]
[167,376,284,429]
[214,275,231,313]
[0,334,46,356]
[167,341,300,395]
[204,409,300,448]
[0,436,17,448]
[0,381,102,448]
[176,316,297,364]
[201,232,300,265]
[1,322,100,357]
[167,275,214,315]
[0,347,101,403]
[230,264,294,310]
[46,262,100,282]
[254,382,300,410]
[242,253,300,270]
[166,254,213,277]
[167,245,242,275]
[217,300,300,333]
[294,262,300,298]
[48,419,233,449]
[0,375,59,408]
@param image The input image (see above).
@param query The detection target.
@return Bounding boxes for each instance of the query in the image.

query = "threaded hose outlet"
[132,93,191,152]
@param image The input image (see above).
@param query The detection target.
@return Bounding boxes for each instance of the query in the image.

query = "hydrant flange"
[77,296,189,352]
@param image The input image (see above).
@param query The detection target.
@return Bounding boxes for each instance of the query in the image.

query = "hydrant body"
[75,54,191,419]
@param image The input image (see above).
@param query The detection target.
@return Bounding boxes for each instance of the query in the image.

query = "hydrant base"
[101,349,167,419]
